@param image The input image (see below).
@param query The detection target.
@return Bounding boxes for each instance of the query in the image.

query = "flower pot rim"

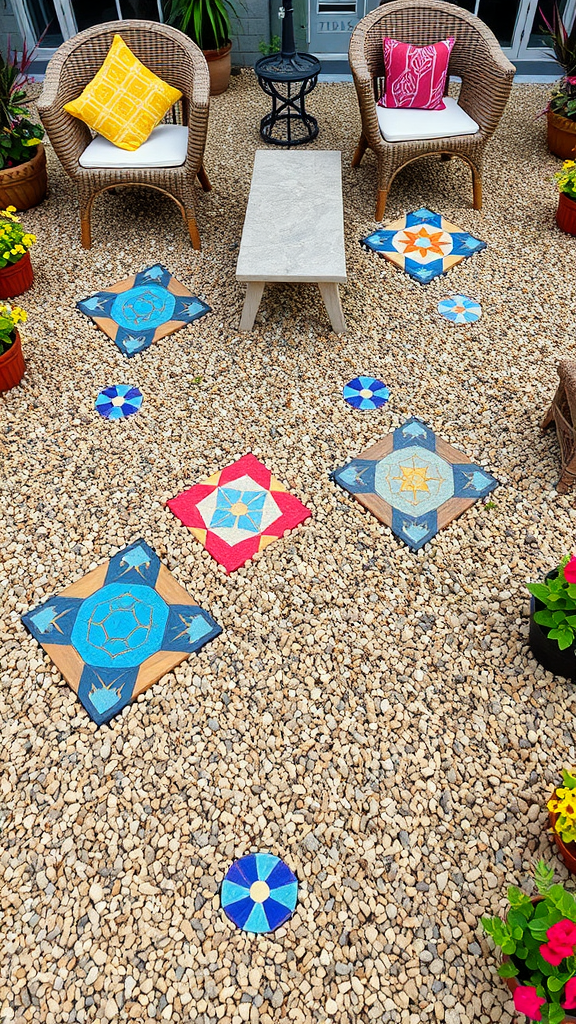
[0,141,45,177]
[202,40,232,59]
[548,109,576,130]
[0,327,19,355]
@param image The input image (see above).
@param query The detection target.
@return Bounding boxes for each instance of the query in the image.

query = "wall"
[229,0,271,67]
[0,0,25,55]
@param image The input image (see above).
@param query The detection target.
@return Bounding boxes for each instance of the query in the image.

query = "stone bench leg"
[318,282,346,334]
[239,281,265,331]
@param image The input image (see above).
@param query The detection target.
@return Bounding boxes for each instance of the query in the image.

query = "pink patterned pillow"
[378,36,455,111]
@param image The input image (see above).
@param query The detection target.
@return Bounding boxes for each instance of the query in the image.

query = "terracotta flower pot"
[204,41,232,96]
[548,110,576,160]
[556,191,576,237]
[549,794,576,874]
[0,250,34,299]
[0,328,25,392]
[0,143,47,211]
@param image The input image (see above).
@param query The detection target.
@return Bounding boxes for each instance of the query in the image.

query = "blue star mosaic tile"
[77,264,210,357]
[221,853,298,933]
[343,376,390,410]
[22,539,221,726]
[332,416,498,551]
[362,208,486,284]
[437,295,482,324]
[95,384,143,419]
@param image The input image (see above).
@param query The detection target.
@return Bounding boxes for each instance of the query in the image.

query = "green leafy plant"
[482,861,576,1023]
[555,159,576,200]
[527,555,576,651]
[540,3,576,121]
[0,37,44,170]
[0,301,27,356]
[258,34,281,56]
[165,0,240,51]
[549,770,576,845]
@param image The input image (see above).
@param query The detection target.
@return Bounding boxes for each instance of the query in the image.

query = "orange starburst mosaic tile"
[362,208,486,284]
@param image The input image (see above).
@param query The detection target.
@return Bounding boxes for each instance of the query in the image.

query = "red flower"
[513,985,546,1021]
[567,75,576,85]
[563,977,576,1010]
[540,919,576,965]
[564,556,576,584]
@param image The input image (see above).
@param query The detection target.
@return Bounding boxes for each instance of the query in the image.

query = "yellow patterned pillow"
[64,34,182,152]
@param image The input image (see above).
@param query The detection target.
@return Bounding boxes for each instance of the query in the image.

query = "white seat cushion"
[79,124,188,169]
[376,96,479,143]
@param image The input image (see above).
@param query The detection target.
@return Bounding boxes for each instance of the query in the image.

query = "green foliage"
[540,2,576,77]
[482,861,576,1019]
[528,560,576,651]
[258,34,281,56]
[555,159,576,201]
[0,39,44,170]
[165,0,241,50]
[0,301,26,355]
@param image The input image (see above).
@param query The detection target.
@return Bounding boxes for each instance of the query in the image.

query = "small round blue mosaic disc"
[221,853,298,933]
[437,295,482,324]
[95,384,143,420]
[343,376,390,410]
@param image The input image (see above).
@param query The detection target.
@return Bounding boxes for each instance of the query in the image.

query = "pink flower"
[564,556,576,584]
[540,941,567,965]
[513,985,546,1021]
[567,75,576,85]
[563,977,576,1010]
[541,919,576,964]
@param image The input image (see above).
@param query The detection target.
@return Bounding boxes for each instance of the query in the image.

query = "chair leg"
[352,134,368,168]
[375,188,387,221]
[186,212,201,250]
[80,199,92,249]
[541,404,555,430]
[198,164,212,192]
[472,166,482,210]
[557,463,576,494]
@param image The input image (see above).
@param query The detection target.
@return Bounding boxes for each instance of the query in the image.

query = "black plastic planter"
[529,586,576,682]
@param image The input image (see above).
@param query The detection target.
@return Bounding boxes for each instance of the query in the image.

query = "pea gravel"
[1,76,576,1024]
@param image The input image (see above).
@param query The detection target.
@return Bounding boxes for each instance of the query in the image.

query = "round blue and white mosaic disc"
[221,853,298,933]
[437,295,482,324]
[343,376,390,410]
[95,384,143,420]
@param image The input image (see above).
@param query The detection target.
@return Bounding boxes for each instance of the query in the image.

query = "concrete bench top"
[236,150,347,284]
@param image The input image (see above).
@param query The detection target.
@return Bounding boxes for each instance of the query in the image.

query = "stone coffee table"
[236,150,347,334]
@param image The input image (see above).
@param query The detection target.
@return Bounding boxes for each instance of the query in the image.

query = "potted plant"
[165,0,239,95]
[0,300,27,391]
[527,556,576,682]
[541,3,576,160]
[549,772,576,875]
[0,205,35,298]
[554,160,576,235]
[0,39,46,210]
[482,861,576,1024]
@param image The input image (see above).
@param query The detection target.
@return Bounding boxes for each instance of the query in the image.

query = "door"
[12,0,164,54]
[308,0,379,56]
[515,0,576,60]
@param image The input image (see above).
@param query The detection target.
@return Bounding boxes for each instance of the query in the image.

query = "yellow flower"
[564,160,576,168]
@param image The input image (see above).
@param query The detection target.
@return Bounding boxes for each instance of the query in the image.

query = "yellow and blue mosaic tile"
[22,539,221,725]
[362,208,486,284]
[77,264,210,357]
[332,417,498,551]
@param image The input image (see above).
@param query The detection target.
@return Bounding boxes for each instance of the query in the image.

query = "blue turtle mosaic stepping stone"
[21,539,222,726]
[362,208,486,284]
[437,295,482,324]
[221,853,298,933]
[77,264,211,358]
[95,384,143,419]
[343,376,390,410]
[332,416,498,551]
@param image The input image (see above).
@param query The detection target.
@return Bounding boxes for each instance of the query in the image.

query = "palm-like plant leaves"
[540,3,576,76]
[165,0,241,50]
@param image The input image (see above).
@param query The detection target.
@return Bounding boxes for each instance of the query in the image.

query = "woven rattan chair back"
[349,0,515,219]
[38,20,211,249]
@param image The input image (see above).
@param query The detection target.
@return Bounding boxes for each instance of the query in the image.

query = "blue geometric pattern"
[210,487,267,534]
[22,539,222,726]
[95,384,143,419]
[333,416,498,551]
[221,853,298,933]
[343,376,390,410]
[437,295,482,324]
[362,208,486,284]
[77,264,211,358]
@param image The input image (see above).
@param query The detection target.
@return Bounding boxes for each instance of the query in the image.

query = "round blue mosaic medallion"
[95,384,143,420]
[221,853,298,933]
[437,295,482,324]
[343,376,390,410]
[70,583,169,669]
[111,284,175,331]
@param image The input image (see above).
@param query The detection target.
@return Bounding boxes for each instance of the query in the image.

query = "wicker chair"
[349,0,515,220]
[37,20,211,249]
[542,360,576,494]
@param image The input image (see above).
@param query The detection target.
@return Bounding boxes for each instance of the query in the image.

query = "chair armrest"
[182,54,211,172]
[37,45,92,177]
[349,28,384,151]
[457,42,515,137]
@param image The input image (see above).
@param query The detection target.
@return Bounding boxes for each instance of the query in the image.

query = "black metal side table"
[255,51,321,147]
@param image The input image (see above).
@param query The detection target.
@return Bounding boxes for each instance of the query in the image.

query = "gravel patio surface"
[1,76,576,1024]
